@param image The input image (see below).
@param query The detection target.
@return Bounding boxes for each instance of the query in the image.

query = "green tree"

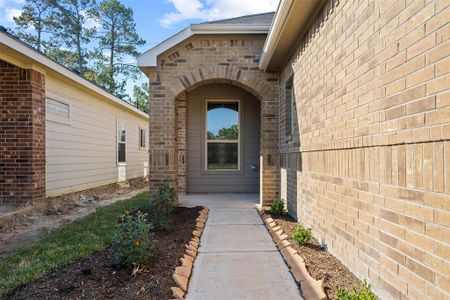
[47,0,98,76]
[218,124,239,140]
[13,0,53,52]
[132,82,149,113]
[45,47,79,70]
[93,0,145,96]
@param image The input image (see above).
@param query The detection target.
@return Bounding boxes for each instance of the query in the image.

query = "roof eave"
[259,0,327,71]
[0,31,149,119]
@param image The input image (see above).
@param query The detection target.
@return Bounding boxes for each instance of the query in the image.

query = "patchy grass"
[0,192,149,297]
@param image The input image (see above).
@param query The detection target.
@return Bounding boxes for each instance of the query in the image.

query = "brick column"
[260,92,279,205]
[0,60,46,205]
[148,80,178,193]
[176,93,187,195]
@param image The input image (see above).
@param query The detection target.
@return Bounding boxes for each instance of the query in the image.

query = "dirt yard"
[0,179,148,258]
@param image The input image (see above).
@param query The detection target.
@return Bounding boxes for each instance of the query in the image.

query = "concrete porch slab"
[186,252,302,300]
[200,224,277,252]
[207,208,263,225]
[179,193,259,209]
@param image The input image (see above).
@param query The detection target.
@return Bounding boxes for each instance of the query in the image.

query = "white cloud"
[0,0,24,8]
[160,0,279,28]
[0,0,25,24]
[81,10,102,30]
[83,17,101,29]
[3,7,21,23]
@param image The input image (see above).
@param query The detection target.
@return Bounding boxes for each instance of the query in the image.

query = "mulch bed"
[271,214,361,300]
[8,206,201,300]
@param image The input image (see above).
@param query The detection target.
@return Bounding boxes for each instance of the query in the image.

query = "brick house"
[0,29,149,208]
[138,0,450,299]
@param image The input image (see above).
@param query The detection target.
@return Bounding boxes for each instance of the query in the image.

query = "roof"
[259,0,326,71]
[201,12,275,25]
[138,12,274,68]
[0,28,148,119]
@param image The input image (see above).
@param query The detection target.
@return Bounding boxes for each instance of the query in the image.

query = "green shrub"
[269,198,285,217]
[291,224,312,245]
[148,182,176,229]
[111,211,152,266]
[336,280,377,300]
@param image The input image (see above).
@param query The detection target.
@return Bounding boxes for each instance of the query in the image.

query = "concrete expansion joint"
[198,250,279,254]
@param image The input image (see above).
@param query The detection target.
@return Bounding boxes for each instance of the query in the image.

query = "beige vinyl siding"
[187,84,260,193]
[45,76,148,197]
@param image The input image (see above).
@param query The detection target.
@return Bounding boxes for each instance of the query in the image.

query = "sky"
[0,0,279,98]
[0,0,278,54]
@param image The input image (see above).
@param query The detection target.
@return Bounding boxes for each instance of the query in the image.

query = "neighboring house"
[0,29,149,205]
[138,1,449,299]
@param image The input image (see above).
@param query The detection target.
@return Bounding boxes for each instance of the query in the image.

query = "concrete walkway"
[180,194,303,300]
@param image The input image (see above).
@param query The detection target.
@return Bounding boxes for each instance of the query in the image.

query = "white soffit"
[259,0,327,71]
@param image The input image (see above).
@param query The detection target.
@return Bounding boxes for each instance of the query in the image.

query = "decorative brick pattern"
[279,0,450,299]
[144,35,279,204]
[0,59,45,205]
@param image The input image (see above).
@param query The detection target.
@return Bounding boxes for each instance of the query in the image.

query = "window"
[291,86,297,134]
[206,101,239,170]
[46,98,69,119]
[139,128,146,148]
[117,122,126,163]
[285,80,296,137]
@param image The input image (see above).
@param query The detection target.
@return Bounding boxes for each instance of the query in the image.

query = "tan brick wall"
[280,0,450,299]
[144,35,280,204]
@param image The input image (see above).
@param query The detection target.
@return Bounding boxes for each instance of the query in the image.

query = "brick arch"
[167,65,275,102]
[171,76,278,204]
[175,77,264,102]
[146,36,279,205]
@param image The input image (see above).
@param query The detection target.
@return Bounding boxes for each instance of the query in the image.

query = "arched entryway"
[146,67,279,205]
[183,83,260,193]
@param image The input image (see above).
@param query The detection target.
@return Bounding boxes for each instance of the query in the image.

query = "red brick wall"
[0,60,46,205]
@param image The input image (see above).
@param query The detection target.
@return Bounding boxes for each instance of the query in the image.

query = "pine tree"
[47,0,98,76]
[132,82,149,113]
[93,0,145,96]
[13,0,53,52]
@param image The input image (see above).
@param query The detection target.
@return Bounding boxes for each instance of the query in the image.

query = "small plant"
[336,280,377,300]
[111,210,152,266]
[291,224,312,245]
[148,182,176,229]
[269,198,285,217]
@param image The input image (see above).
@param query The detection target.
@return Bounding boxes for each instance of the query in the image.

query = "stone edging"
[170,207,209,300]
[258,208,327,300]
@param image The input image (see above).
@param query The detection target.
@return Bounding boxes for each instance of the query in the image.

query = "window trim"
[285,77,296,141]
[139,127,146,149]
[204,99,241,172]
[117,120,126,165]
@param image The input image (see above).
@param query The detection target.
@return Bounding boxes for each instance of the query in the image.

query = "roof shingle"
[199,12,275,25]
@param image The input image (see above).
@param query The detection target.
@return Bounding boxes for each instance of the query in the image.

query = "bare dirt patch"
[7,206,201,300]
[0,178,148,258]
[271,214,361,300]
